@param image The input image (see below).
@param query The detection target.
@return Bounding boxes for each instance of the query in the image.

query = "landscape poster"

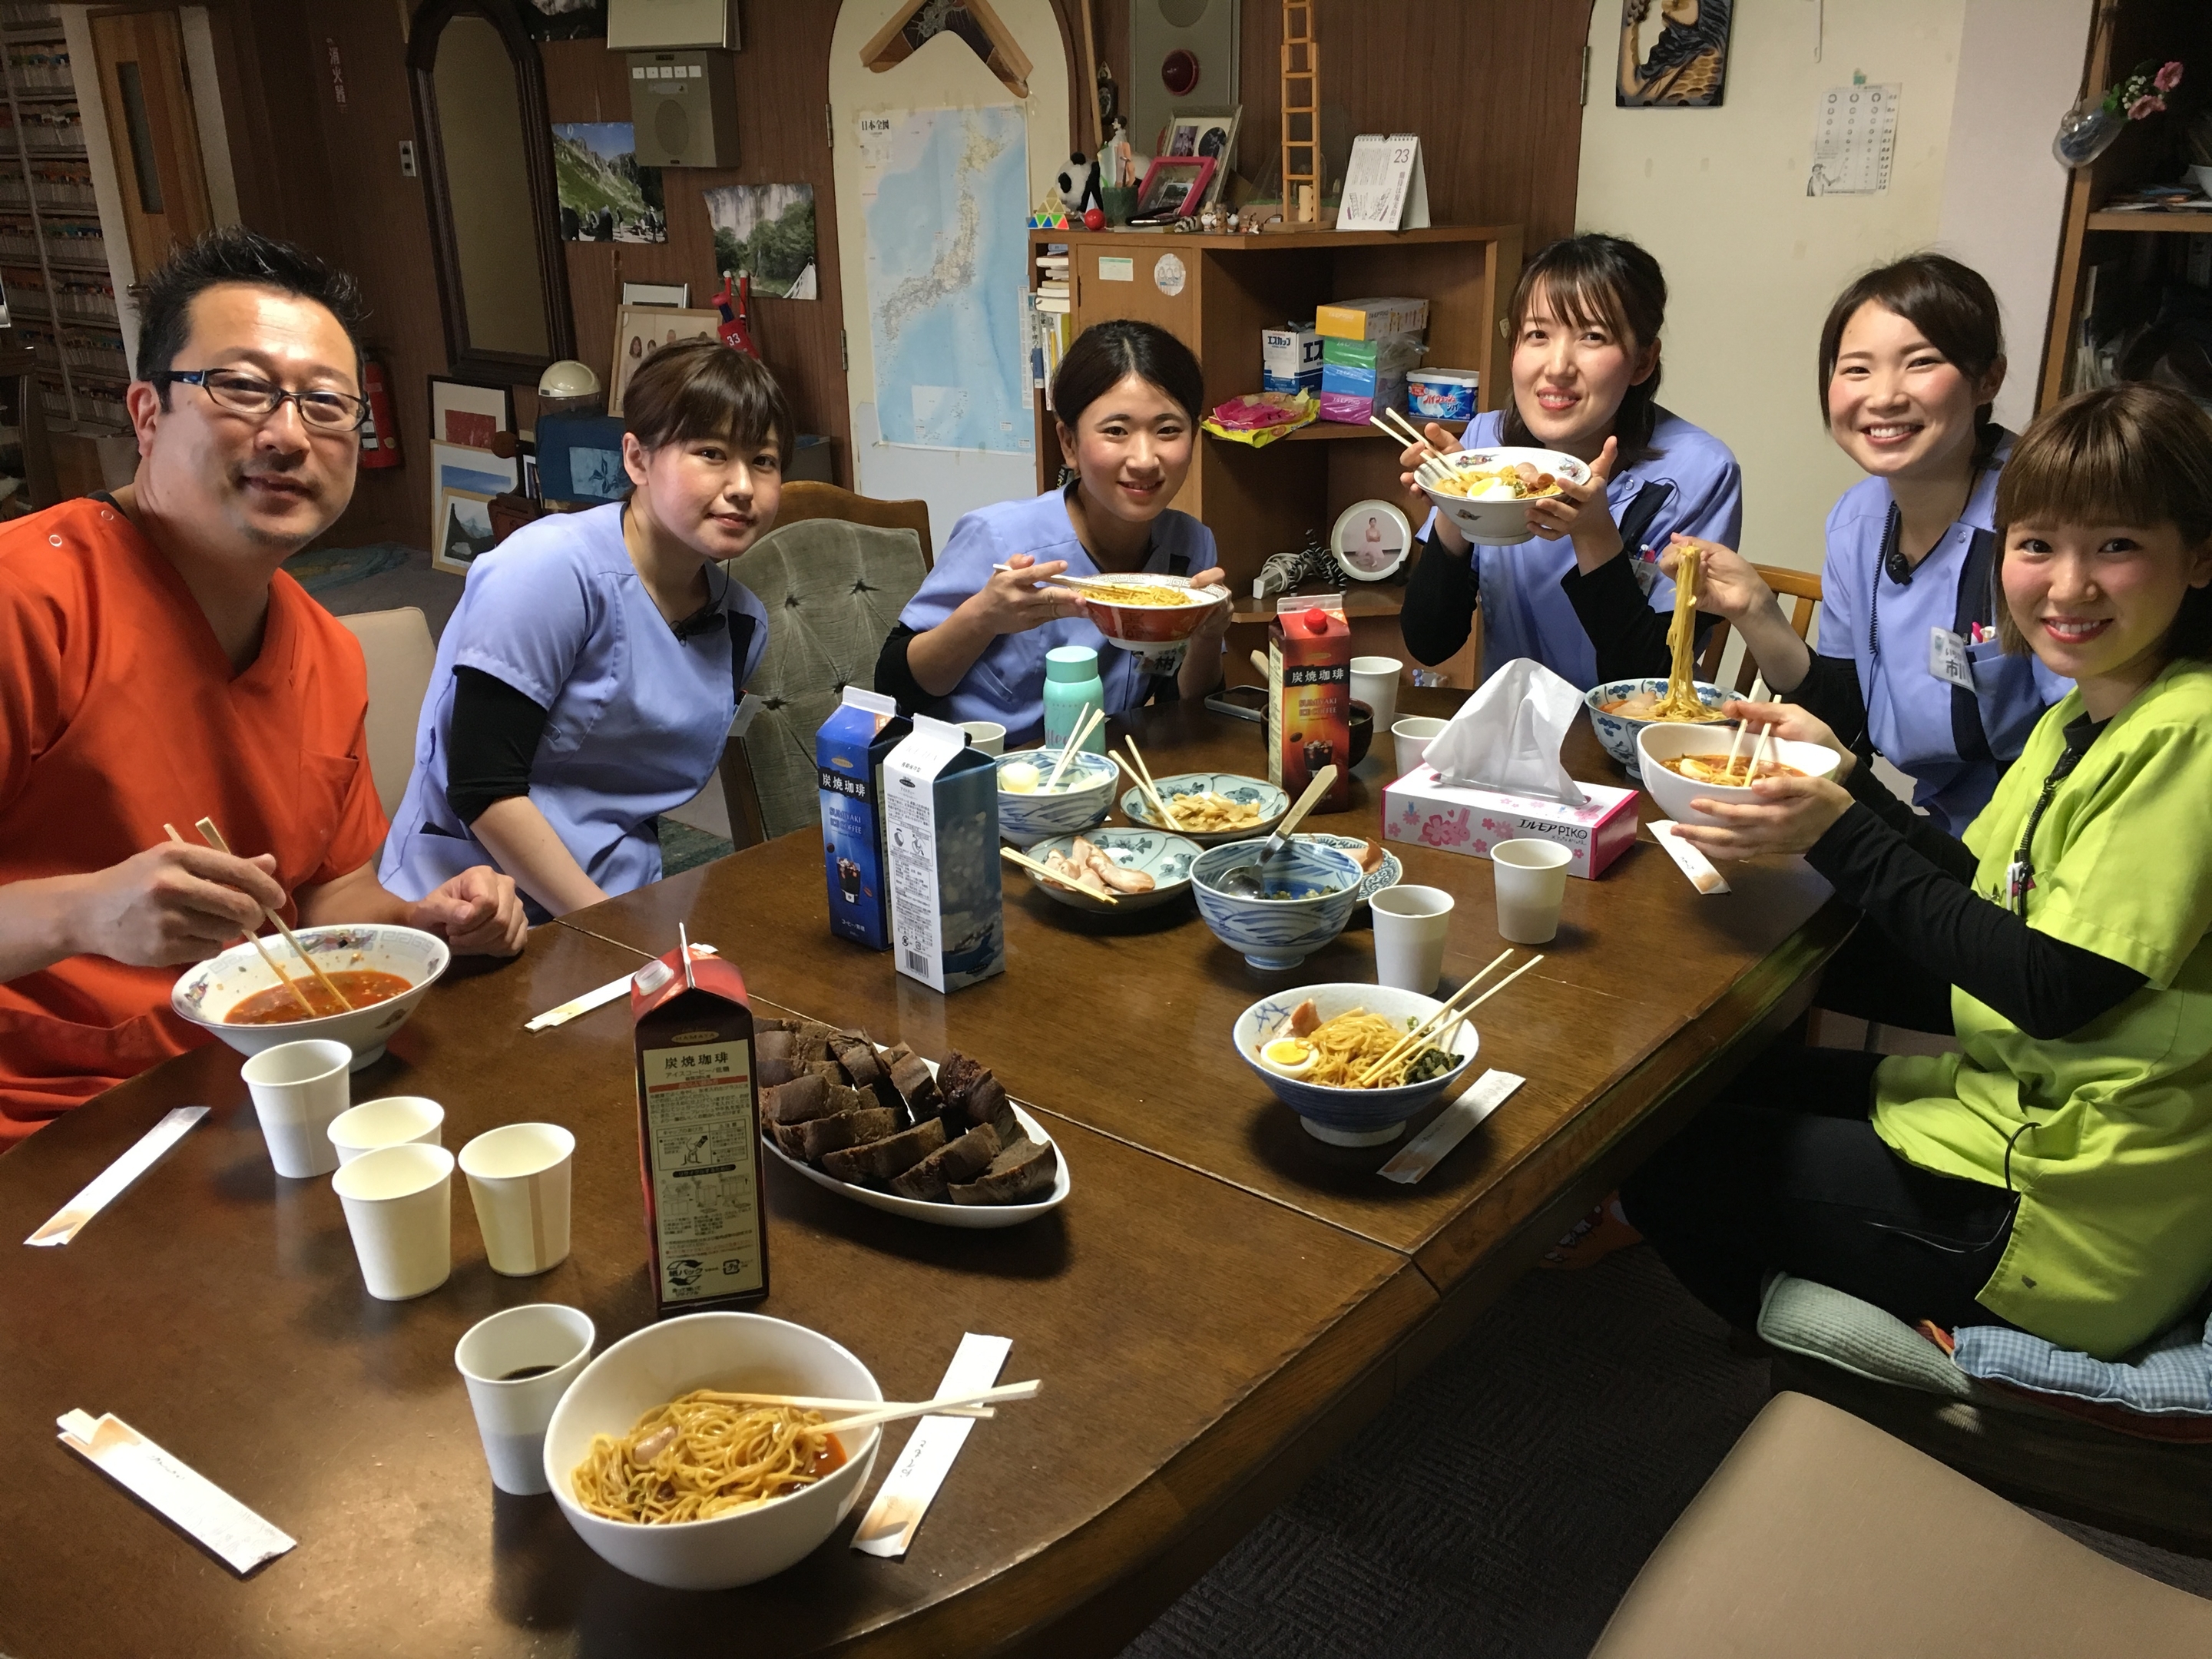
[552,122,665,243]
[702,182,817,300]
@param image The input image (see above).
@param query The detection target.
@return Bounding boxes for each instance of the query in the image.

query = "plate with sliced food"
[755,1018,1068,1228]
[1120,772,1289,846]
[1019,828,1200,912]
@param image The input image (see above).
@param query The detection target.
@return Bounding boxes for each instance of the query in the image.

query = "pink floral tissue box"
[1381,767,1640,879]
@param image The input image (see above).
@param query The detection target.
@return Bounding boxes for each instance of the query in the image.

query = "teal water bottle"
[1042,645,1106,754]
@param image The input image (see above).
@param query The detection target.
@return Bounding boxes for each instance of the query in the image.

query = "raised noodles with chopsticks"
[1647,543,1729,724]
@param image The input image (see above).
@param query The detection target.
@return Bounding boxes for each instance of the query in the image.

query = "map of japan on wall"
[858,105,1031,454]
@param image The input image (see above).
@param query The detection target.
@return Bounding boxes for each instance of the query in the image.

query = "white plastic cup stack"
[1493,838,1571,945]
[1392,716,1449,781]
[1369,885,1454,993]
[1350,656,1402,735]
[327,1095,445,1166]
[459,1123,577,1277]
[239,1038,353,1178]
[959,720,1008,757]
[331,1143,455,1300]
[454,1303,596,1495]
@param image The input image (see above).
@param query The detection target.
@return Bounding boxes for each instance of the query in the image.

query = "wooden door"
[90,8,212,277]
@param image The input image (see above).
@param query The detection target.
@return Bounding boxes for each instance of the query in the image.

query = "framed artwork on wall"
[608,304,722,416]
[429,442,519,573]
[1616,0,1734,109]
[428,376,514,451]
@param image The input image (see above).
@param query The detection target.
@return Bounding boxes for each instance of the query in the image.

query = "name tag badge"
[1928,626,1975,692]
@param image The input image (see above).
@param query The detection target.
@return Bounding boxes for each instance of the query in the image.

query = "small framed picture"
[1330,498,1413,583]
[608,304,723,416]
[621,280,690,307]
[1163,106,1240,204]
[428,376,514,452]
[429,442,518,572]
[434,488,501,574]
[1132,155,1217,224]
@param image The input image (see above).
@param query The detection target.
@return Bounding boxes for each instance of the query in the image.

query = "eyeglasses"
[152,367,369,432]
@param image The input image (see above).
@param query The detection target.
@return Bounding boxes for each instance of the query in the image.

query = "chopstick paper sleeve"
[849,1333,1012,1559]
[57,1409,296,1574]
[25,1107,207,1246]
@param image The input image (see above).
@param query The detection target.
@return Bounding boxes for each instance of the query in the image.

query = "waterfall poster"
[702,182,817,300]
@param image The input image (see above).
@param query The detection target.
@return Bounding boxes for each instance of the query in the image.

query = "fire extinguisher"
[713,273,758,359]
[359,355,401,468]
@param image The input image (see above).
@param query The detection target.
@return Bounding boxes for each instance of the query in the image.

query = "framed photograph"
[1132,155,1216,224]
[1617,0,1734,108]
[1330,498,1413,583]
[621,280,690,307]
[429,443,518,572]
[518,0,607,41]
[428,376,513,452]
[608,304,723,416]
[1162,106,1240,204]
[433,488,501,575]
[551,123,665,243]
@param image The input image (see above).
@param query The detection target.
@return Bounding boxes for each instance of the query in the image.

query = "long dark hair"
[1051,320,1205,430]
[1818,253,2006,470]
[1993,383,2212,661]
[1499,234,1667,458]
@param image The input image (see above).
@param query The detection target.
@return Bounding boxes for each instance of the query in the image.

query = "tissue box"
[883,715,1005,994]
[1381,767,1640,879]
[1315,296,1430,341]
[1320,333,1422,423]
[1262,324,1322,394]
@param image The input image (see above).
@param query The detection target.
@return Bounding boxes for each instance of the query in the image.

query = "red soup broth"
[224,970,412,1025]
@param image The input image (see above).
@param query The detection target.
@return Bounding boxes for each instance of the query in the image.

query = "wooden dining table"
[0,690,1851,1659]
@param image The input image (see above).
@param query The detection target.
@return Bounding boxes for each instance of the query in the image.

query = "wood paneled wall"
[1091,0,1586,249]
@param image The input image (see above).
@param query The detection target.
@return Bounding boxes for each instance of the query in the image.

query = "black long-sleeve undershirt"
[445,666,549,826]
[1556,551,1721,683]
[1400,531,1479,667]
[872,621,936,720]
[1779,650,1872,758]
[1804,727,2144,1040]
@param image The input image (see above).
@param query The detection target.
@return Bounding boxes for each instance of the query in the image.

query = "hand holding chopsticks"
[184,817,354,1012]
[164,823,318,1019]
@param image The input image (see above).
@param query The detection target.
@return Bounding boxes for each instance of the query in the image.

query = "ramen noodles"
[1659,753,1807,786]
[571,1392,847,1525]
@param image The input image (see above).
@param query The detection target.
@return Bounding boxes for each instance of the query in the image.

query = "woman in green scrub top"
[1620,382,2212,1361]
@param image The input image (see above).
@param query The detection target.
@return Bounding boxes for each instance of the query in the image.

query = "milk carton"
[1267,594,1352,812]
[817,687,910,951]
[883,715,1005,994]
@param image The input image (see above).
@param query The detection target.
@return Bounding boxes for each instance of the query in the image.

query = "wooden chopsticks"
[185,816,355,1012]
[1001,845,1118,904]
[1114,736,1180,830]
[1356,949,1545,1086]
[165,822,319,1020]
[1041,704,1104,794]
[815,1379,1041,1438]
[1375,406,1456,486]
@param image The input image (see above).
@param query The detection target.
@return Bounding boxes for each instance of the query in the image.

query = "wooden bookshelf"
[1028,224,1520,686]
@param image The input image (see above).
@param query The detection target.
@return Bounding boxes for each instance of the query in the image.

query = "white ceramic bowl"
[1635,723,1843,830]
[1077,571,1230,659]
[995,747,1121,847]
[1418,445,1591,545]
[1233,982,1479,1146]
[543,1313,882,1591]
[171,925,450,1071]
[1584,677,1730,779]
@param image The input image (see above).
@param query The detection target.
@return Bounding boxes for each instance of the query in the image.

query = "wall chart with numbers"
[1807,83,1900,197]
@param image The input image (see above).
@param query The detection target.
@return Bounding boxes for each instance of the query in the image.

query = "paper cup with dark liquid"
[459,1123,575,1277]
[454,1303,596,1495]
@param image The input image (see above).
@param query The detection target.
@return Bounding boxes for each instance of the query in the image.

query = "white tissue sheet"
[1423,658,1588,806]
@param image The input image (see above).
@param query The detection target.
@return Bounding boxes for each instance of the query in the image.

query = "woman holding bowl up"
[1394,233,1743,689]
[874,321,1230,737]
[1657,255,2067,834]
[1623,384,2212,1363]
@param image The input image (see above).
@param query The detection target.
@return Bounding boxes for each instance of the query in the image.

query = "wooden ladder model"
[1281,0,1320,223]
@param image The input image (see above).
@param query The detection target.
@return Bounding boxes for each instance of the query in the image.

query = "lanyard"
[2003,737,2091,916]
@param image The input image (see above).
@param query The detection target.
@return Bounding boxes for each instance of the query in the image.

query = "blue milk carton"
[817,687,910,950]
[883,715,1005,993]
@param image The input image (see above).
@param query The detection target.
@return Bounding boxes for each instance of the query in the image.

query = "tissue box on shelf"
[1381,767,1640,879]
[1319,333,1423,425]
[1261,324,1322,395]
[1315,296,1430,341]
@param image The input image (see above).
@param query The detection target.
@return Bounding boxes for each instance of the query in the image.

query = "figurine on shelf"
[1108,119,1132,189]
[1071,151,1103,217]
[1199,204,1224,233]
[712,272,757,358]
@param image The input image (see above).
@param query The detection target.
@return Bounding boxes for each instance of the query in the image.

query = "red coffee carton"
[631,942,767,1315]
[1267,594,1351,810]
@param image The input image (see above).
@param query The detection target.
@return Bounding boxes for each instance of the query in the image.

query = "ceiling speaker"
[1129,0,1237,161]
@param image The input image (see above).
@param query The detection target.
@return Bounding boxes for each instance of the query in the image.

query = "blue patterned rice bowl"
[1584,677,1730,779]
[995,748,1121,846]
[1190,839,1363,971]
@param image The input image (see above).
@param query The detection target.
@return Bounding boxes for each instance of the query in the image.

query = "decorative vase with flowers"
[2053,58,2184,169]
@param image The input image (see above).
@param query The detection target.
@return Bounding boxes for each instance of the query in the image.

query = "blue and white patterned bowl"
[1021,827,1201,913]
[171,924,450,1071]
[1190,839,1364,972]
[1120,772,1290,846]
[995,748,1121,846]
[1233,982,1480,1146]
[1296,832,1402,908]
[1584,677,1730,779]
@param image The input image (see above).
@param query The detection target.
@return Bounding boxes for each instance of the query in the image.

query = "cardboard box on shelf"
[1261,324,1322,394]
[1314,296,1430,342]
[1381,767,1640,879]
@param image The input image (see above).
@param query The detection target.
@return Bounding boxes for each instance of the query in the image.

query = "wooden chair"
[1697,563,1823,692]
[717,485,932,849]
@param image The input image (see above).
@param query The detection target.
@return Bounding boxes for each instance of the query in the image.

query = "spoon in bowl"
[1214,765,1339,899]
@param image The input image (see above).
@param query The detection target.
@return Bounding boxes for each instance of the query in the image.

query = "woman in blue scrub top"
[1395,233,1743,690]
[873,320,1230,734]
[1668,256,2066,833]
[380,340,784,921]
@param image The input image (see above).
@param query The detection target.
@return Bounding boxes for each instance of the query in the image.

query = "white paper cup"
[1494,838,1571,945]
[1351,656,1402,734]
[459,1123,576,1277]
[959,720,1007,757]
[455,1303,596,1495]
[328,1096,445,1165]
[1392,716,1449,780]
[1370,884,1454,993]
[331,1142,454,1300]
[239,1038,352,1178]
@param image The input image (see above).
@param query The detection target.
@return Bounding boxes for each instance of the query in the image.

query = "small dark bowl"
[1347,701,1374,767]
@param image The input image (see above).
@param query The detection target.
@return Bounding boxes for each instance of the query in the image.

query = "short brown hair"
[621,337,793,464]
[1992,382,2212,659]
[1818,254,2005,469]
[1501,233,1668,458]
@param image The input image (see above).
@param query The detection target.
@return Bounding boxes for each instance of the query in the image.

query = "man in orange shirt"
[0,227,526,1144]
